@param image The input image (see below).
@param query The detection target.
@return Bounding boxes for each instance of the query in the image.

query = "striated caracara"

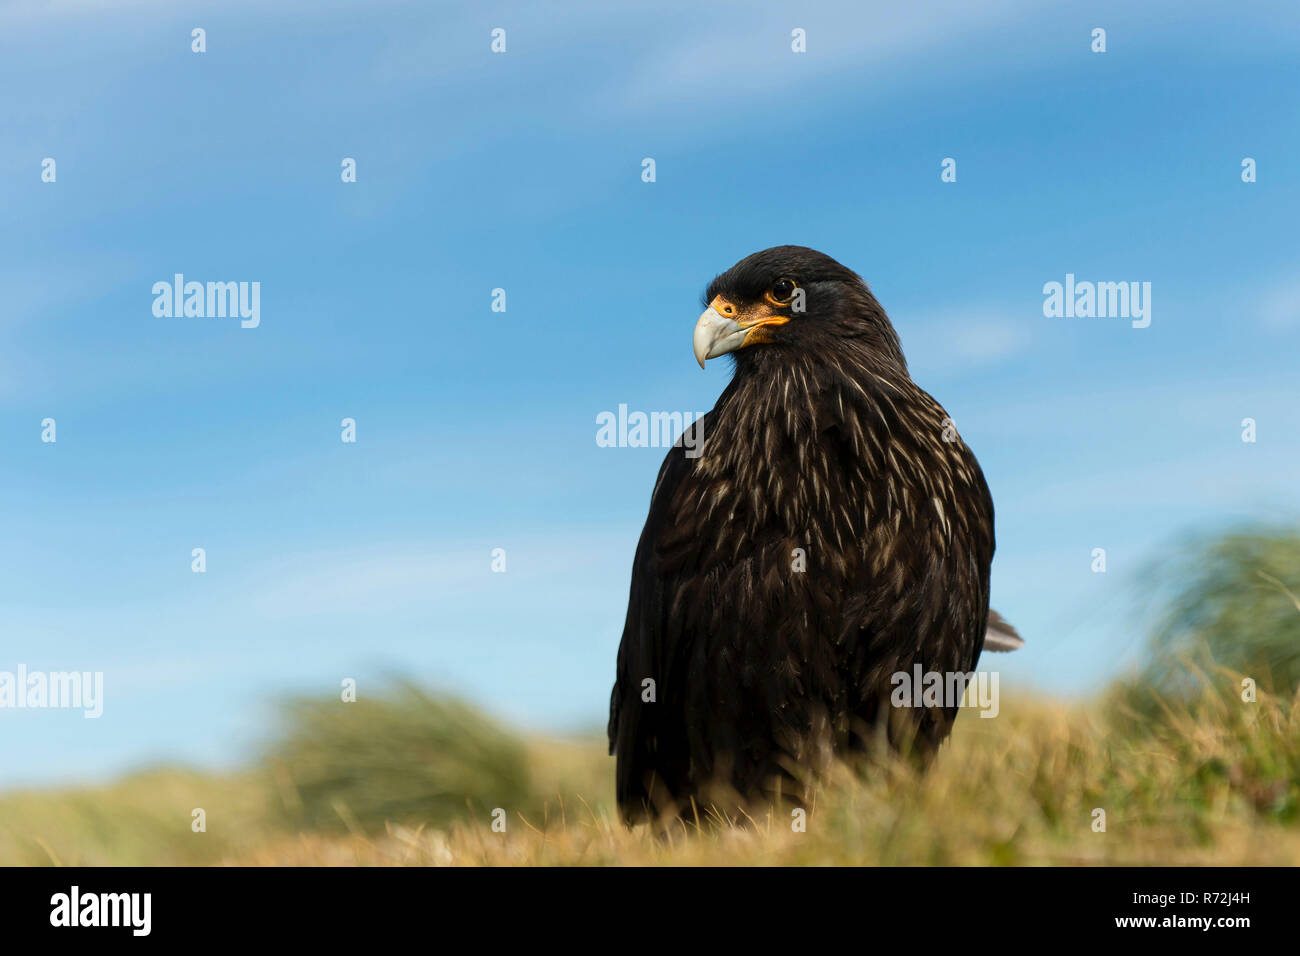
[607,246,1021,822]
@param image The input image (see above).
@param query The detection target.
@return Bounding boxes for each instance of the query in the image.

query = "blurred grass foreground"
[2,525,1298,866]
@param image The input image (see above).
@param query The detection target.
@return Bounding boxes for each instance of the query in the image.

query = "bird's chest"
[673,415,926,573]
[659,405,973,648]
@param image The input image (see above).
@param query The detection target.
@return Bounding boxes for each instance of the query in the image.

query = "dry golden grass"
[4,676,1296,866]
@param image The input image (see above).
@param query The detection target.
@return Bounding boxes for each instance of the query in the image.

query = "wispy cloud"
[904,311,1033,378]
[1259,276,1300,331]
[607,0,1046,114]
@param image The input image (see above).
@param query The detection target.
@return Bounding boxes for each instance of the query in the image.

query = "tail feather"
[983,609,1024,652]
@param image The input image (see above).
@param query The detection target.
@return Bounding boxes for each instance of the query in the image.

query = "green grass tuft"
[266,683,535,833]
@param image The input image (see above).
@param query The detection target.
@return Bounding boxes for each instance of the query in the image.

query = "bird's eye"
[768,278,797,304]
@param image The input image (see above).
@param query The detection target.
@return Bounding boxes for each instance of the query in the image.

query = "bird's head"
[693,245,906,374]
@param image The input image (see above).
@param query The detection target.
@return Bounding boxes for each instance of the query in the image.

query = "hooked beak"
[692,295,790,369]
[693,307,748,369]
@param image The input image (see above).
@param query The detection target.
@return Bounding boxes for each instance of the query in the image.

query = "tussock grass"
[0,769,275,866]
[266,684,534,834]
[1139,524,1300,698]
[6,524,1295,865]
[3,672,1296,866]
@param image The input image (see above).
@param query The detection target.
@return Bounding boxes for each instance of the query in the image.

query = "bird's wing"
[607,415,710,818]
[982,608,1024,652]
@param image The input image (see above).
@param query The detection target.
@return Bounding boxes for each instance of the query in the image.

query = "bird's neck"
[689,351,932,535]
[719,347,918,450]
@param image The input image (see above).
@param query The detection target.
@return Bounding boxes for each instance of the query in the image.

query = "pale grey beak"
[692,307,748,369]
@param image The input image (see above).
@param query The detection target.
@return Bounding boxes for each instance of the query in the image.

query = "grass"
[1138,525,1300,699]
[2,669,1297,866]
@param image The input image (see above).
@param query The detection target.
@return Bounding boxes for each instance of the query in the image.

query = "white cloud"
[239,534,630,620]
[1259,277,1300,331]
[903,311,1033,377]
[606,0,1044,114]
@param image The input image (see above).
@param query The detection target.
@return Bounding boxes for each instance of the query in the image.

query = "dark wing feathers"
[607,417,709,815]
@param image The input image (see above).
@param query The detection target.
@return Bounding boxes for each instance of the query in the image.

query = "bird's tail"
[983,609,1024,652]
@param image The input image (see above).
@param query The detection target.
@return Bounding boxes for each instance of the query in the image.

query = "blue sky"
[2,0,1298,786]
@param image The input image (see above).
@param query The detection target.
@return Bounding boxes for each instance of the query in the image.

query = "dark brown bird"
[608,246,1018,822]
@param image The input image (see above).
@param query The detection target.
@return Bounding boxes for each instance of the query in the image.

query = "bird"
[607,245,1021,823]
